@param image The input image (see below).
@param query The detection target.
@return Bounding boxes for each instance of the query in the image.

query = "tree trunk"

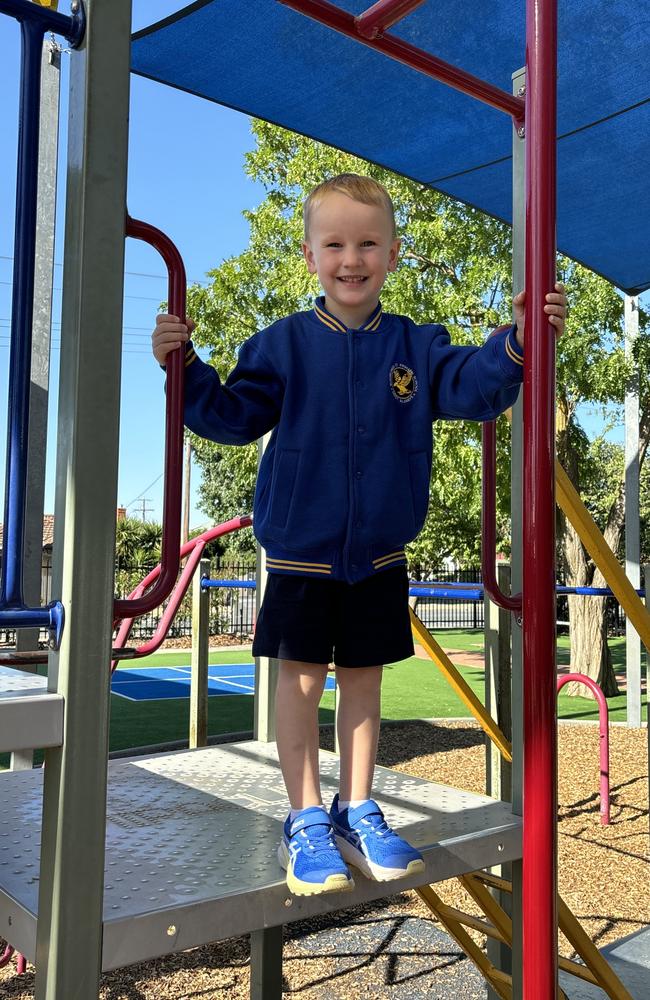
[557,411,621,698]
[566,593,618,696]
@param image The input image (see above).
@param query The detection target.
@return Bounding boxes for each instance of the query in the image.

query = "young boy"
[152,174,566,897]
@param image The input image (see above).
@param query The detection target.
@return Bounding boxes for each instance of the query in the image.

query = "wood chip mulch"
[1,721,647,998]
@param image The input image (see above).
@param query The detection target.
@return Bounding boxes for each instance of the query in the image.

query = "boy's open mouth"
[337,276,367,283]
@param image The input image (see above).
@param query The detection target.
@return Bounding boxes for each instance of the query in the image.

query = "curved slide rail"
[112,515,252,669]
[557,673,610,825]
[481,418,522,614]
[113,216,187,621]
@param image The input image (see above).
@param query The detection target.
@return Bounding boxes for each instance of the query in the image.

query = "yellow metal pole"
[410,609,512,762]
[555,461,650,649]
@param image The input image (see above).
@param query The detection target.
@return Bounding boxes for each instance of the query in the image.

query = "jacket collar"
[313,296,383,333]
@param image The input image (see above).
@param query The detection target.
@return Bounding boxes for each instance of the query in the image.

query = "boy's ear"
[387,237,401,273]
[302,241,317,274]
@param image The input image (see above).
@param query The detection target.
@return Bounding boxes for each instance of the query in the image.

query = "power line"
[0,254,210,287]
[124,472,164,511]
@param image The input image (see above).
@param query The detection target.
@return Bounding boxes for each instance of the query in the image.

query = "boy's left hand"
[513,282,566,349]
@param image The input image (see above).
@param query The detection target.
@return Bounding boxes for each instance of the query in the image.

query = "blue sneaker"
[330,795,425,881]
[277,806,355,896]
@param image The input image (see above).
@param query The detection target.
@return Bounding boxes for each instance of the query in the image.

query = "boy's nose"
[342,247,362,267]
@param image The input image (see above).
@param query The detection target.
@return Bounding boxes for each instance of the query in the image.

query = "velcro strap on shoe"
[290,806,332,835]
[347,799,384,824]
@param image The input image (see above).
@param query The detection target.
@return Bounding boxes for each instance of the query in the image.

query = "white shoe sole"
[277,841,355,896]
[335,835,425,882]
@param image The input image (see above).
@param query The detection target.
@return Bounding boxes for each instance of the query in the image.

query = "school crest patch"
[390,363,417,402]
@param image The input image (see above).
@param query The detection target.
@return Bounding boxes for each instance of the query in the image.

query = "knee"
[336,665,383,699]
[278,660,328,703]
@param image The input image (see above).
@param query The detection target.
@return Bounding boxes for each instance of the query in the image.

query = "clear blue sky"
[0,1,264,528]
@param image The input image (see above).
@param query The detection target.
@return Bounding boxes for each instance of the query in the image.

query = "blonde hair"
[303,173,397,239]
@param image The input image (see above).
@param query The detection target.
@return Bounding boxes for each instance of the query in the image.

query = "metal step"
[0,665,63,753]
[0,740,521,971]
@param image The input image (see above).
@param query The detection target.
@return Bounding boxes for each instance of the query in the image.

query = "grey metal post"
[10,38,61,772]
[504,65,526,1000]
[34,2,132,997]
[485,562,513,802]
[485,561,513,983]
[254,435,279,743]
[190,558,211,748]
[250,924,284,1000]
[642,563,650,840]
[624,295,641,726]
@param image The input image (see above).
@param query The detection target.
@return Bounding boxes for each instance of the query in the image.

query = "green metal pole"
[35,2,132,996]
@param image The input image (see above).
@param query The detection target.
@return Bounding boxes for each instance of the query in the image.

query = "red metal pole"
[113,216,186,620]
[481,419,522,613]
[278,0,525,124]
[355,0,426,39]
[523,0,558,995]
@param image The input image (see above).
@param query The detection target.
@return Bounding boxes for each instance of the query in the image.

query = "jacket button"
[357,425,365,434]
[355,520,362,528]
[355,470,363,479]
[351,564,358,571]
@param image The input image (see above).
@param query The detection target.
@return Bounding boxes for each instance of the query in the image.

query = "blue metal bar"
[556,585,645,597]
[0,0,85,45]
[0,1,83,646]
[201,578,256,589]
[409,587,483,600]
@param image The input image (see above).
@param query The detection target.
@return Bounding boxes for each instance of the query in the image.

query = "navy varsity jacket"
[181,297,523,583]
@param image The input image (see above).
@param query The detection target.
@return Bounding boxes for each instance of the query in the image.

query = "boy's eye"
[361,241,376,247]
[326,242,342,248]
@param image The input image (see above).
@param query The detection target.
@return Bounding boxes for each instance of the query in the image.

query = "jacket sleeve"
[181,337,284,445]
[428,324,523,421]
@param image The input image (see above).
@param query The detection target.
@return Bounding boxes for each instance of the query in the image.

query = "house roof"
[0,514,54,552]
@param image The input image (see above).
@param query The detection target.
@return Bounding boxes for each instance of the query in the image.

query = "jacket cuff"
[494,324,523,380]
[160,339,198,371]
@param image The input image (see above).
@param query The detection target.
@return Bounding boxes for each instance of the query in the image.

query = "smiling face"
[302,191,401,330]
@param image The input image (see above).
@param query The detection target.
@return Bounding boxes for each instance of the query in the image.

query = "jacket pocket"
[269,449,300,530]
[409,451,431,533]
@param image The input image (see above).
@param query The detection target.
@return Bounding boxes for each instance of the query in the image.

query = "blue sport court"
[112,663,337,701]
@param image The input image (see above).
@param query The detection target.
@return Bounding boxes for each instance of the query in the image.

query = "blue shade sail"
[132,0,650,294]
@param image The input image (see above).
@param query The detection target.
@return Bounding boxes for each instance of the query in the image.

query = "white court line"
[211,678,255,692]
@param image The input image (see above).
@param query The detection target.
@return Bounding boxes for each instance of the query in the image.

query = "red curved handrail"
[482,417,523,613]
[113,216,186,619]
[112,515,252,670]
[0,945,15,969]
[557,672,610,825]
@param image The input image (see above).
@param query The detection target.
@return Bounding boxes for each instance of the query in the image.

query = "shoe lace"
[296,823,338,854]
[359,813,397,840]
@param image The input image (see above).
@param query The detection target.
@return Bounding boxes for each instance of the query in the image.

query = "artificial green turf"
[1,631,644,768]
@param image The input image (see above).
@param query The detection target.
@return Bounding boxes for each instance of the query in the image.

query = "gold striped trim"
[373,549,406,569]
[266,558,332,575]
[314,304,346,333]
[185,347,197,367]
[363,307,382,331]
[505,334,523,366]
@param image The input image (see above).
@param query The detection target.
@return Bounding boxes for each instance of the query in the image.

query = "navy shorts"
[252,566,414,668]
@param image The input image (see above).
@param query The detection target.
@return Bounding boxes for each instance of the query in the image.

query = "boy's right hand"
[152,314,195,366]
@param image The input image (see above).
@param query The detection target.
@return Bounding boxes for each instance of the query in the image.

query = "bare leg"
[335,665,383,802]
[275,659,328,810]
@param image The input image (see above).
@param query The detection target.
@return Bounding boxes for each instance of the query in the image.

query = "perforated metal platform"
[0,665,63,752]
[0,741,521,970]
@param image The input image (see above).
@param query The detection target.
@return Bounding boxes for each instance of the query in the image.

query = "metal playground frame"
[0,1,648,998]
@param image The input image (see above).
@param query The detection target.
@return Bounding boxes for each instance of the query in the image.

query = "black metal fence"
[0,558,629,646]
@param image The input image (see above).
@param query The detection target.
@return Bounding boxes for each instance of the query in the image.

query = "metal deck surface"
[0,665,63,752]
[0,741,521,970]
